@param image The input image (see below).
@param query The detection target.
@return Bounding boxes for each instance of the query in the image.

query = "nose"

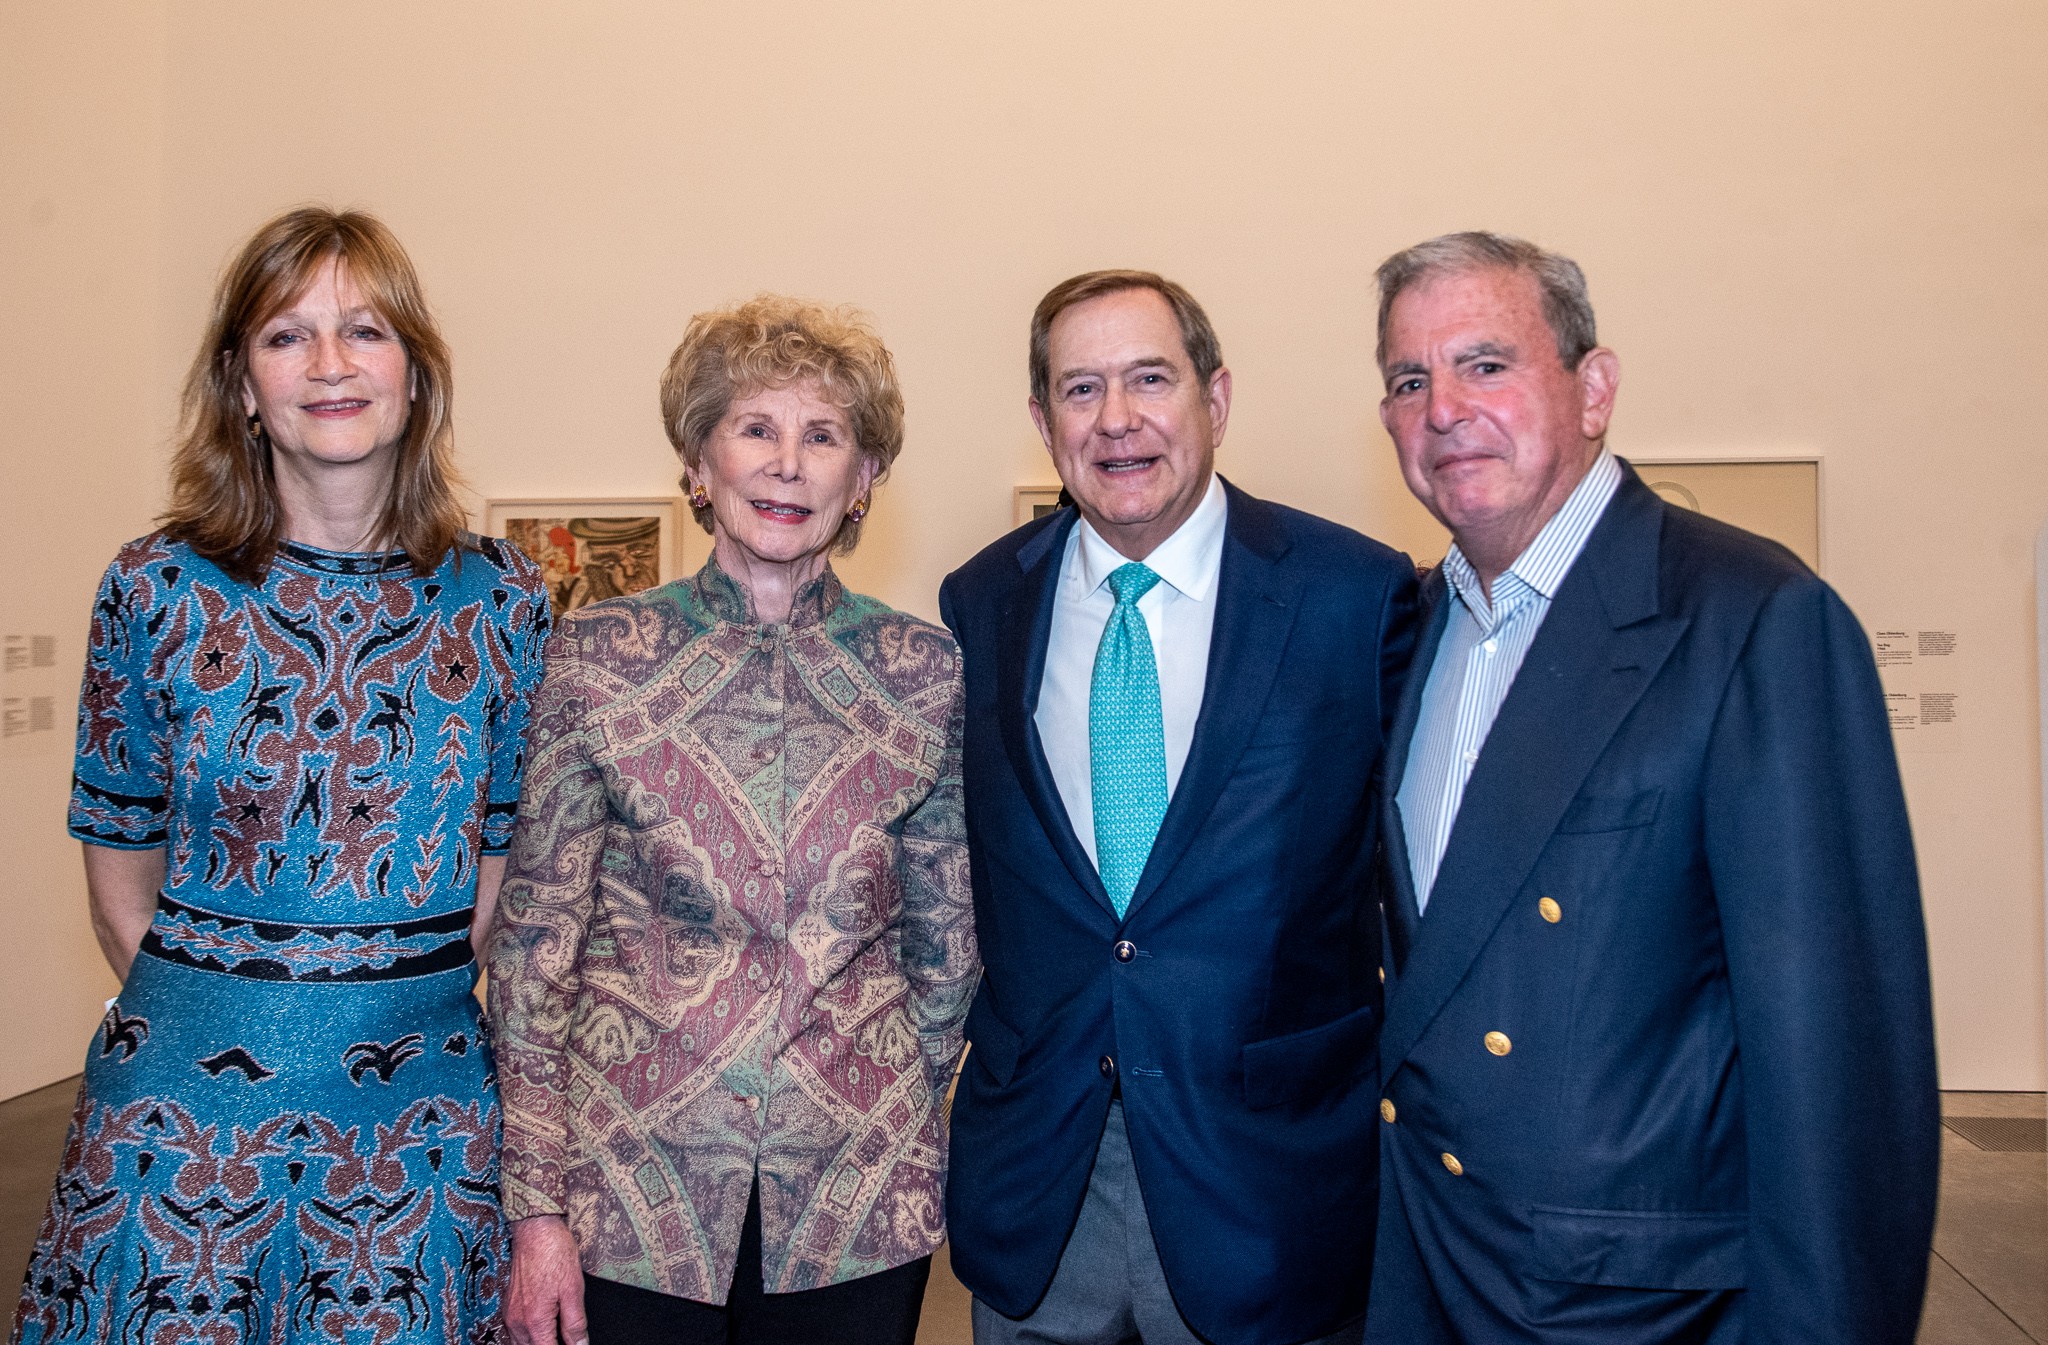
[1424,378,1470,435]
[765,431,803,480]
[307,331,354,384]
[1097,380,1139,437]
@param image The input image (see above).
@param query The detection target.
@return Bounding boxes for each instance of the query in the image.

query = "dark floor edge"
[1930,1247,2039,1343]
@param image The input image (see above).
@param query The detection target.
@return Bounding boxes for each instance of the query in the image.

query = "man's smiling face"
[1032,286,1230,561]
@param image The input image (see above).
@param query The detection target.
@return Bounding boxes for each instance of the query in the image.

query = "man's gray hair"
[1374,231,1598,372]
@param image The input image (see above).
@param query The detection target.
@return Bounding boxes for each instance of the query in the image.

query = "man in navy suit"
[940,270,1417,1345]
[1366,231,1939,1343]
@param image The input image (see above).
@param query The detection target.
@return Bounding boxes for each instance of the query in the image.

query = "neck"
[712,532,830,625]
[275,454,395,553]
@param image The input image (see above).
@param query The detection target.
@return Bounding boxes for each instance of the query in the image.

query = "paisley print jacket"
[487,559,975,1301]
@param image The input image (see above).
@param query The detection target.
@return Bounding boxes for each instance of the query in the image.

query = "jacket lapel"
[1379,472,1689,1075]
[995,509,1117,918]
[1122,482,1300,922]
[1380,567,1452,973]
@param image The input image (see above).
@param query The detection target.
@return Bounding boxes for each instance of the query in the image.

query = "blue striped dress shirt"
[1397,452,1624,912]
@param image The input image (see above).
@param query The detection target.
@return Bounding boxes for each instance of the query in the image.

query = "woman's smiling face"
[692,380,876,574]
[241,257,413,474]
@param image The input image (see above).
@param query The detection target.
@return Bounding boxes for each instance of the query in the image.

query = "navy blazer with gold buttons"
[940,479,1418,1345]
[1367,465,1940,1344]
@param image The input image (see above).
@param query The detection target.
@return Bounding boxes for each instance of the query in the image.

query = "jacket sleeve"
[1701,576,1939,1344]
[896,648,977,1095]
[485,624,610,1221]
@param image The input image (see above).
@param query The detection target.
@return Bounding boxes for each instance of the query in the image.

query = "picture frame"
[1014,485,1066,529]
[484,497,688,620]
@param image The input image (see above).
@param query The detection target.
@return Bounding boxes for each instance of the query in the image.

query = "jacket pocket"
[965,994,1022,1088]
[1531,1206,1748,1290]
[1240,1001,1378,1110]
[1555,788,1662,834]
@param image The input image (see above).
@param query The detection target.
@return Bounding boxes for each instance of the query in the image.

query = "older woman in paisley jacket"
[489,296,976,1345]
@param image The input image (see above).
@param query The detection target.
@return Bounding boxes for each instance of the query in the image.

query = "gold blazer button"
[1441,1151,1464,1176]
[1484,1031,1513,1056]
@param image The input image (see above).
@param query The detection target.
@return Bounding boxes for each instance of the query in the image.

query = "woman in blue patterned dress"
[12,208,548,1345]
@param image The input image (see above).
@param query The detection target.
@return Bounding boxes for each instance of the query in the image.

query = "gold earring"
[246,412,264,443]
[688,483,710,510]
[847,498,869,524]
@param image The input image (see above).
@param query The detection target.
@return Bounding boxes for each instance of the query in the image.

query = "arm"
[897,659,977,1096]
[485,630,608,1345]
[470,854,507,963]
[1701,579,1939,1344]
[83,843,165,981]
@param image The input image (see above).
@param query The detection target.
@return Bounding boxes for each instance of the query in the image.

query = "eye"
[1392,376,1424,395]
[743,423,771,438]
[1138,372,1166,385]
[1065,381,1096,399]
[349,324,388,341]
[1473,361,1506,375]
[264,330,304,347]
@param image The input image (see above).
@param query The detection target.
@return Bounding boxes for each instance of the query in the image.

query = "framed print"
[1631,457,1822,573]
[485,497,686,620]
[1014,485,1065,529]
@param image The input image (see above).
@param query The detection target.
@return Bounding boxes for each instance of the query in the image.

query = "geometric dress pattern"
[13,531,549,1345]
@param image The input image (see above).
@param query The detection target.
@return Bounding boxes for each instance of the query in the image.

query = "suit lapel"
[1379,473,1689,1075]
[996,510,1117,917]
[1381,568,1452,973]
[1122,482,1299,922]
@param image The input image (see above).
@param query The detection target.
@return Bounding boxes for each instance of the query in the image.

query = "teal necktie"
[1091,563,1169,918]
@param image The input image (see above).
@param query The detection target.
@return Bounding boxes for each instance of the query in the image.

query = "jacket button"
[1538,897,1562,923]
[1484,1031,1513,1056]
[1113,940,1136,963]
[1441,1151,1464,1176]
[1380,1098,1397,1123]
[1099,1055,1116,1078]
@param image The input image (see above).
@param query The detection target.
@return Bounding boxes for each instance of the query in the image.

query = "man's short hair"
[1374,231,1598,372]
[1029,270,1224,408]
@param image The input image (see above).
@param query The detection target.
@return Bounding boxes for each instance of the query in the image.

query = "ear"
[1576,347,1620,441]
[854,452,880,499]
[1027,396,1053,450]
[240,372,258,419]
[1203,366,1234,444]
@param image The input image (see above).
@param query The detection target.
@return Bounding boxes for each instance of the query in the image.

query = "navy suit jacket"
[1366,467,1939,1344]
[939,479,1418,1345]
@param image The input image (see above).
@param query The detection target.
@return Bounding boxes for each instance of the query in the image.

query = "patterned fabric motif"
[487,557,975,1304]
[15,532,549,1345]
[1089,563,1168,918]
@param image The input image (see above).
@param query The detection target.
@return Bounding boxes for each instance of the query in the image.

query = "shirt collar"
[1442,450,1622,615]
[1072,473,1228,603]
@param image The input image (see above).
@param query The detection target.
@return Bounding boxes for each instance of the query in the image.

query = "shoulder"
[459,533,548,599]
[1655,502,1824,614]
[1231,490,1415,590]
[549,582,706,671]
[944,510,1068,602]
[829,588,962,691]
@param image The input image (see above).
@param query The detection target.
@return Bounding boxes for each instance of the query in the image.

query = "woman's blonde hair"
[162,206,468,582]
[659,295,904,554]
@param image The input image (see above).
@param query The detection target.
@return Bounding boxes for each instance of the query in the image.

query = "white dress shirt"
[1396,451,1623,911]
[1036,474,1228,868]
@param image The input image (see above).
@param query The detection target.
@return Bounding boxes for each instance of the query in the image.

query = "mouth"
[1093,455,1160,477]
[749,499,813,524]
[301,398,371,418]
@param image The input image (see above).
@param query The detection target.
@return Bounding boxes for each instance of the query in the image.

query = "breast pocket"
[1555,788,1662,834]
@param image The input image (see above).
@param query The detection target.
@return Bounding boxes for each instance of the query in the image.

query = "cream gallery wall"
[3,0,2045,1098]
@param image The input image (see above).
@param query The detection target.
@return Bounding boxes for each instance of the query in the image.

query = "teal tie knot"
[1091,562,1169,919]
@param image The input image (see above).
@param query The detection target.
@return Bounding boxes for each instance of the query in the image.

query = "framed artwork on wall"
[1014,485,1065,529]
[484,497,687,620]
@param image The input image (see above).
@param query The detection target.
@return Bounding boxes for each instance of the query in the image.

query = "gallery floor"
[0,1080,2039,1343]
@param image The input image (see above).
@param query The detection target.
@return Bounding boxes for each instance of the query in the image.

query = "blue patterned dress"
[13,533,548,1345]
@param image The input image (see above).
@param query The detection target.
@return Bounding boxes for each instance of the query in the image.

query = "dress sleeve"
[896,657,977,1093]
[486,622,608,1221]
[69,553,172,849]
[483,556,553,855]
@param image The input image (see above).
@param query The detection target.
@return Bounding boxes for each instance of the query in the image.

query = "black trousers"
[582,1185,931,1345]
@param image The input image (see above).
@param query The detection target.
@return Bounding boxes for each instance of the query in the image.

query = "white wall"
[4,0,2044,1095]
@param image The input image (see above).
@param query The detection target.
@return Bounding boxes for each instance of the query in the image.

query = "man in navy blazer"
[940,270,1417,1345]
[1365,231,1939,1343]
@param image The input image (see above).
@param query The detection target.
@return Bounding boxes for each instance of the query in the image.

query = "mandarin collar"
[691,554,844,630]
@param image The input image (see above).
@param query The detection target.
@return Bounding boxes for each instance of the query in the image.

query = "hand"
[506,1215,589,1345]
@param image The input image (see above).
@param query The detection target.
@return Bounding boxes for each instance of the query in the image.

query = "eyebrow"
[1055,356,1178,386]
[1453,340,1516,364]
